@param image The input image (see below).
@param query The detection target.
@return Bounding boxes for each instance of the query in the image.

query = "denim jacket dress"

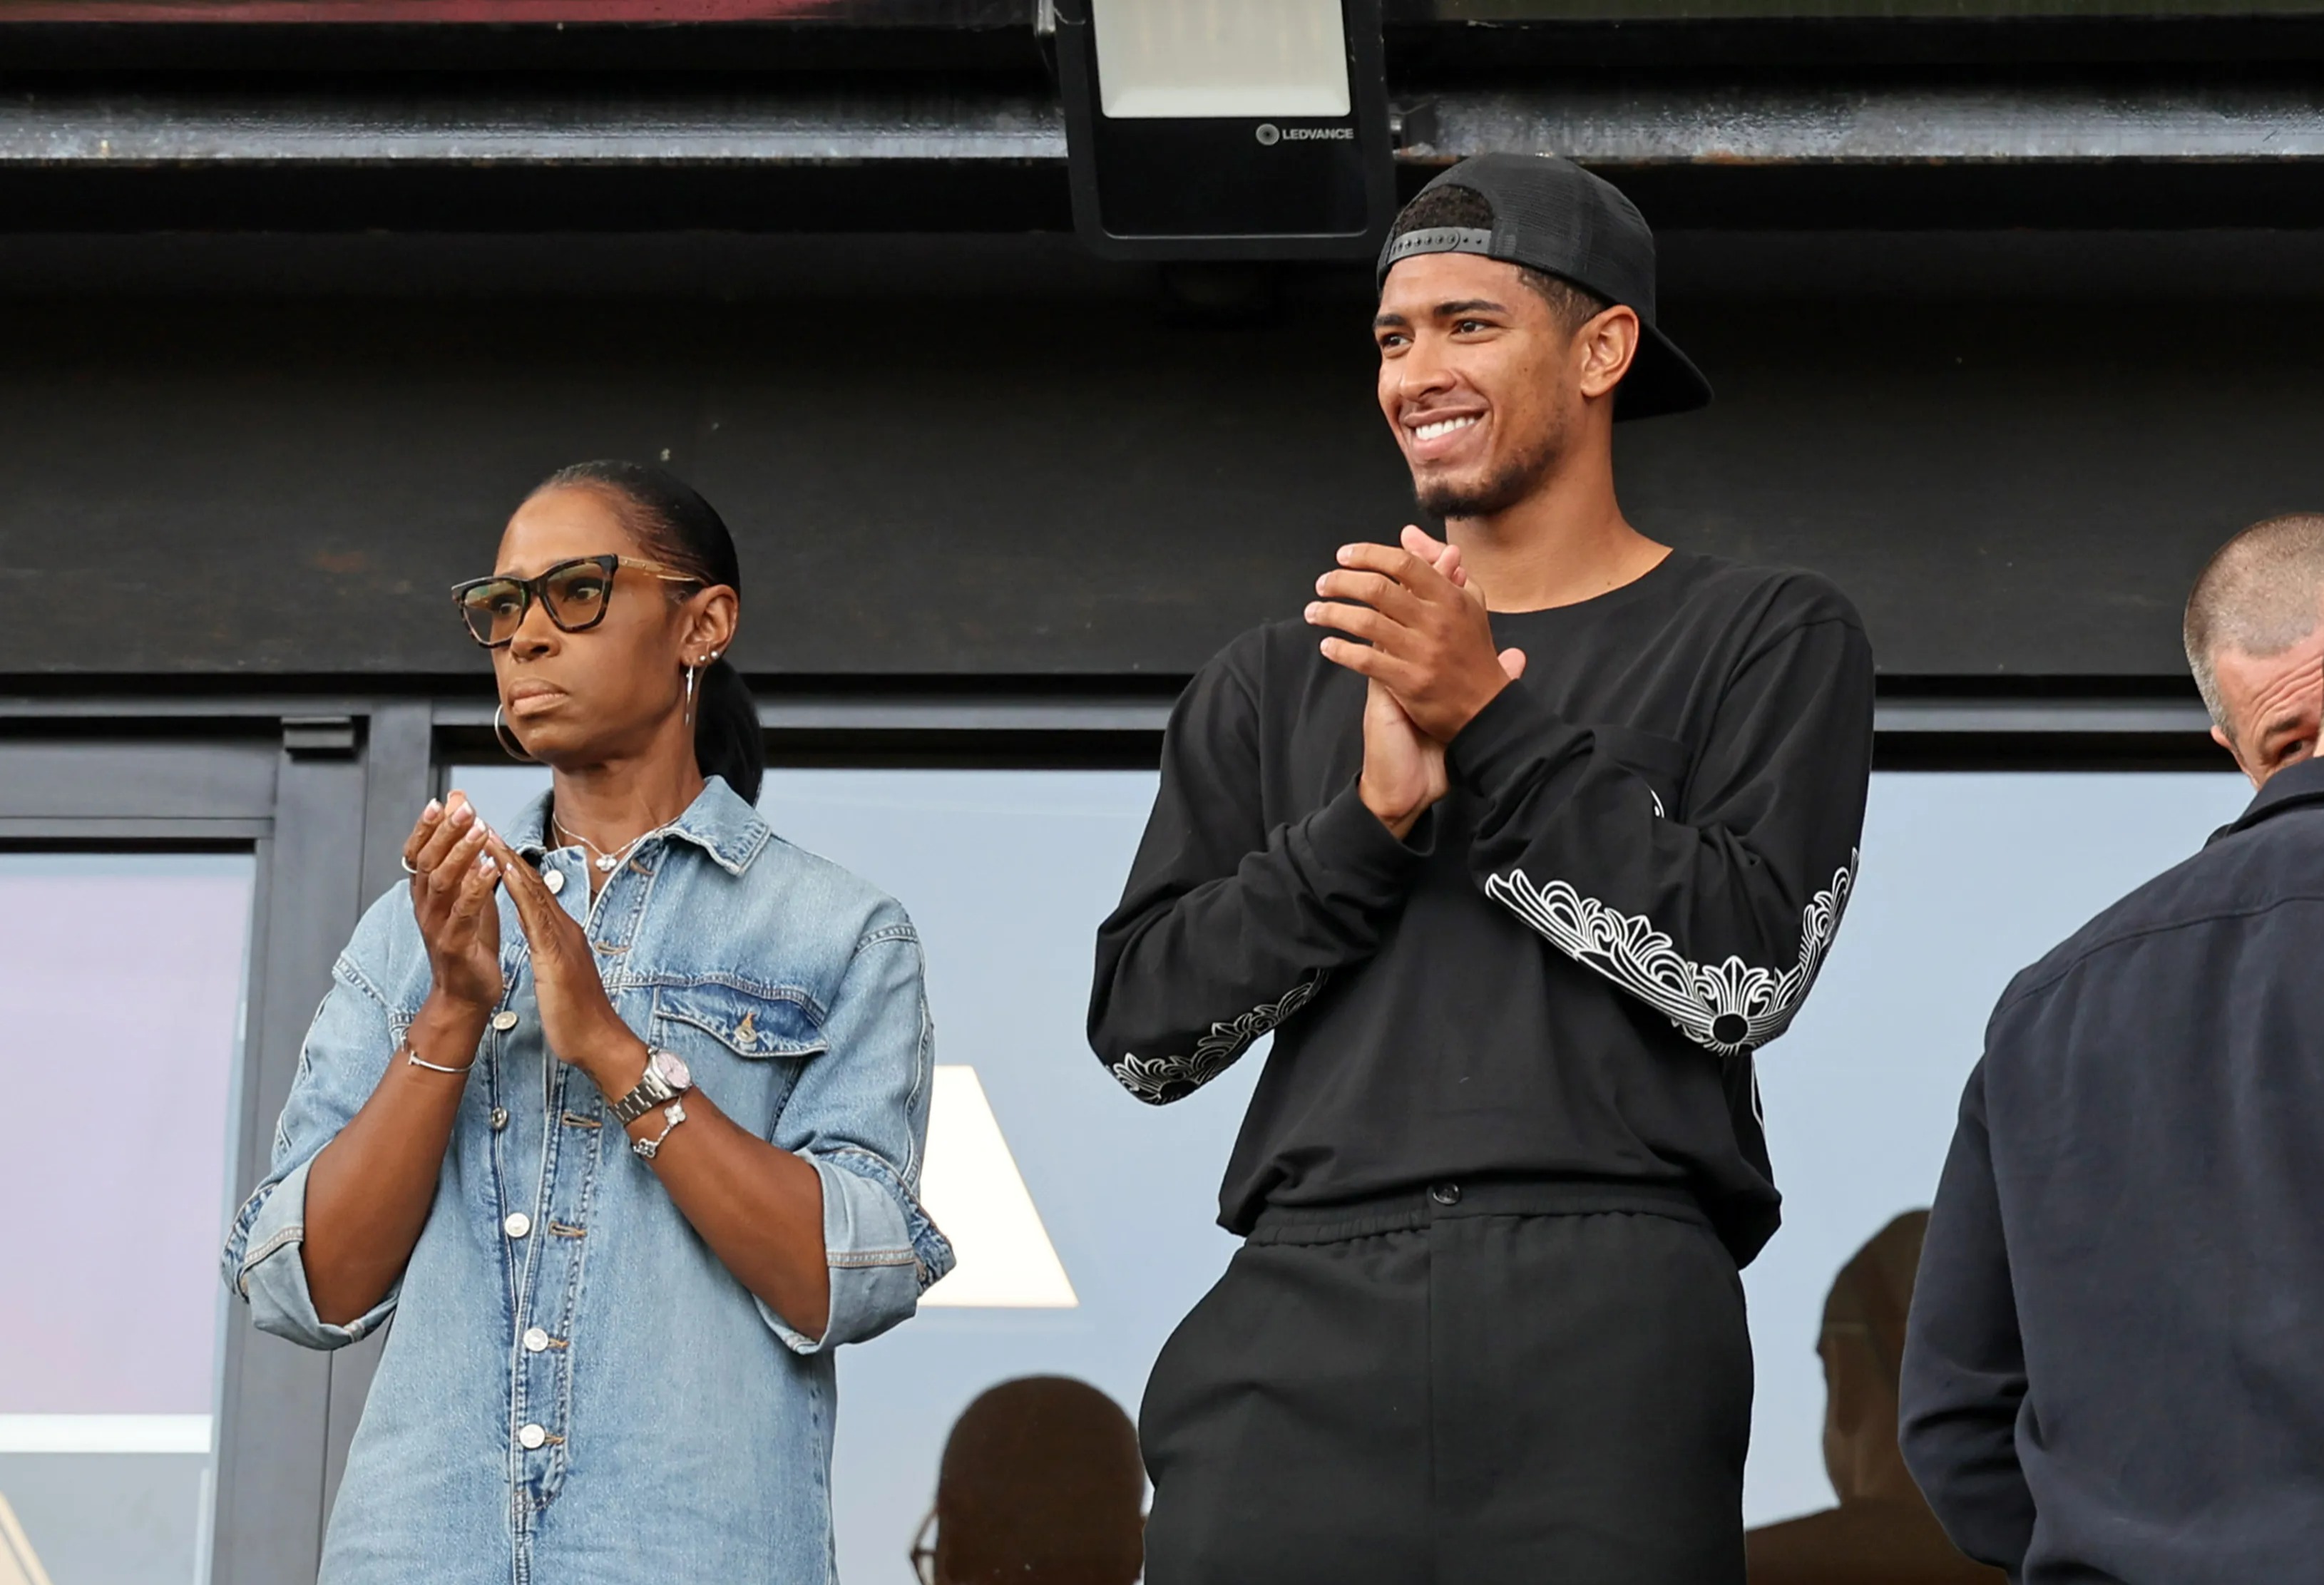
[221,777,954,1585]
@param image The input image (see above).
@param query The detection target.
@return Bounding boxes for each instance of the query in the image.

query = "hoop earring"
[493,703,540,764]
[683,662,700,729]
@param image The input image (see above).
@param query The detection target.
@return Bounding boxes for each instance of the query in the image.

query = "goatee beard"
[1415,434,1558,521]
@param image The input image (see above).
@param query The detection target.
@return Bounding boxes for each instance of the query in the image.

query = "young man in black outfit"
[1087,154,1875,1584]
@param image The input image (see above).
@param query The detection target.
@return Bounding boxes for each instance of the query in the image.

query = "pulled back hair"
[1385,183,1611,332]
[530,460,765,805]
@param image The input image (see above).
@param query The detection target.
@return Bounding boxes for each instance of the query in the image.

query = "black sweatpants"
[1139,1180,1753,1585]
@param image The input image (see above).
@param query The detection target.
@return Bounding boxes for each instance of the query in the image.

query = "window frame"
[0,702,429,1585]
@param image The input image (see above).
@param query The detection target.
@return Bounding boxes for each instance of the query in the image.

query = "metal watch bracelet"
[607,1047,690,1125]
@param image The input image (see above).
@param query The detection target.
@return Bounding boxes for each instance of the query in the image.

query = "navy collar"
[2211,754,2324,846]
[509,775,771,876]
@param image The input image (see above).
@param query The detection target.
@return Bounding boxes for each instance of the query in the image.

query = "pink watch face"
[650,1049,692,1089]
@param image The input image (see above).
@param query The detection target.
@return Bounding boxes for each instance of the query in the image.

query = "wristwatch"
[608,1047,693,1125]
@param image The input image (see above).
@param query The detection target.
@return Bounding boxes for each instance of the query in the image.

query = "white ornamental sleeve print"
[1485,853,1855,1056]
[1090,635,1424,1105]
[1107,973,1331,1105]
[1448,600,1873,1060]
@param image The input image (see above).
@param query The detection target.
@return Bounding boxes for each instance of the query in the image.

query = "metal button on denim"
[490,1107,509,1131]
[544,868,566,896]
[492,1010,519,1032]
[503,1212,532,1239]
[1429,1181,1462,1206]
[517,1423,547,1450]
[522,1327,550,1353]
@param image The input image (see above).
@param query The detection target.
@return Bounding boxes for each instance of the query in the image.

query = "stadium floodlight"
[1055,0,1395,260]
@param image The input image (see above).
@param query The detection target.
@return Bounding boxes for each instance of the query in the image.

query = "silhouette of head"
[1746,1209,2002,1580]
[924,1375,1144,1585]
[1819,1211,1929,1505]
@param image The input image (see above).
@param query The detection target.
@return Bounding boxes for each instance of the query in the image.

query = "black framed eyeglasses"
[450,554,701,649]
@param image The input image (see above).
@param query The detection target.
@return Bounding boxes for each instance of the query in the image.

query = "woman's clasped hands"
[399,793,641,1085]
[482,828,645,1087]
[402,792,503,1016]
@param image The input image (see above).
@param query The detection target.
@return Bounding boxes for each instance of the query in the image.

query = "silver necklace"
[552,813,664,874]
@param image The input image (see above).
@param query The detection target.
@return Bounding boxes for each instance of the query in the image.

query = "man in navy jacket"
[1900,512,2324,1583]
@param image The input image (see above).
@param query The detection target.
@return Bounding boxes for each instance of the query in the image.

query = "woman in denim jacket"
[222,461,953,1584]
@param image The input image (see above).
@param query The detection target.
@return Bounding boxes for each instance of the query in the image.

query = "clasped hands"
[401,792,647,1091]
[1304,526,1527,841]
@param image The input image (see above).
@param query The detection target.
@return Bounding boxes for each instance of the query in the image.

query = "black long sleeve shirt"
[1900,756,2324,1584]
[1088,550,1874,1263]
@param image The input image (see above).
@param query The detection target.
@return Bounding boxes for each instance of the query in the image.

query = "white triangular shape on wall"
[0,1487,54,1585]
[917,1065,1078,1308]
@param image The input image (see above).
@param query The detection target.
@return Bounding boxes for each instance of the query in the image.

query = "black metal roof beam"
[14,77,2324,170]
[8,75,2324,230]
[0,83,1067,165]
[0,2,1052,73]
[1399,81,2324,165]
[9,1,2324,74]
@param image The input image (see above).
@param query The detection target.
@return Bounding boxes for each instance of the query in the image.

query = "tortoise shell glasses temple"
[908,1509,937,1585]
[449,555,705,647]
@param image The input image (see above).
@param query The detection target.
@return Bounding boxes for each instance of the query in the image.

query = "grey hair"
[2184,513,2324,734]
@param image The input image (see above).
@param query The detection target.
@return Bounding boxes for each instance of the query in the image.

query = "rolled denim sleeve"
[764,915,954,1353]
[220,897,411,1350]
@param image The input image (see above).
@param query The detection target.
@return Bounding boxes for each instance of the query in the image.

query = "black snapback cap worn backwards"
[1378,153,1711,421]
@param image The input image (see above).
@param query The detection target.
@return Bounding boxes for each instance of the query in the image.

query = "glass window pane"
[1743,771,2249,1539]
[456,762,2256,1577]
[0,852,255,1585]
[748,771,1232,1583]
[454,765,1226,1580]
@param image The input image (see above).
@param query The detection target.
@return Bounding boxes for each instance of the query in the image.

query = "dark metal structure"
[0,1,2305,1577]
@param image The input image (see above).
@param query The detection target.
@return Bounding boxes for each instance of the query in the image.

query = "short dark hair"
[935,1376,1143,1584]
[2184,513,2324,734]
[1383,183,1612,332]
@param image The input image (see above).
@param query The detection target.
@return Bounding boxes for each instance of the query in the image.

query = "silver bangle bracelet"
[631,1099,687,1160]
[401,1040,475,1076]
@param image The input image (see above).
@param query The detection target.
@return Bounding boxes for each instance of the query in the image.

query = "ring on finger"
[401,856,420,875]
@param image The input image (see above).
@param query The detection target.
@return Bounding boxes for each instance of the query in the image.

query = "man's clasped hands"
[1304,525,1528,841]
